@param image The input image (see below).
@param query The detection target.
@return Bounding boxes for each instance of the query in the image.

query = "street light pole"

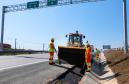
[15,38,17,50]
[123,0,128,53]
[43,43,45,51]
[0,6,6,51]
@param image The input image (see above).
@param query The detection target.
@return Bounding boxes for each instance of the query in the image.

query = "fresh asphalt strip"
[47,59,87,84]
[48,66,84,84]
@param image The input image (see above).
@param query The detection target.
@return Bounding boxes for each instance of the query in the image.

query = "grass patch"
[56,81,68,84]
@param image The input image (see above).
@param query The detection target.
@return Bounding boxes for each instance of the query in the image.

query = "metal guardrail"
[0,50,49,54]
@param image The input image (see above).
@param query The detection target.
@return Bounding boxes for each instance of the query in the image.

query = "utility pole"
[123,0,128,53]
[15,38,17,50]
[0,6,6,51]
[43,43,45,51]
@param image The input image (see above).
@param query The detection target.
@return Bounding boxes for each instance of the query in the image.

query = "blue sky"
[0,0,129,50]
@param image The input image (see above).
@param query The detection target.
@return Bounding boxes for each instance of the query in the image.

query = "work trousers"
[49,52,54,64]
[86,59,91,71]
[96,54,99,60]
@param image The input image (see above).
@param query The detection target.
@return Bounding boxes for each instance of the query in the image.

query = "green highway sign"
[47,0,57,6]
[27,1,39,9]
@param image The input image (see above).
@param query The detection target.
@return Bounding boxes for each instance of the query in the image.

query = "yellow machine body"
[58,31,87,68]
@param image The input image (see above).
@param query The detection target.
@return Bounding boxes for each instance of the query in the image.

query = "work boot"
[49,63,53,65]
[52,63,55,65]
[86,70,91,72]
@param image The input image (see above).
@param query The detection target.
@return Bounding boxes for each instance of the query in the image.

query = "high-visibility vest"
[85,46,92,60]
[95,50,99,54]
[49,42,55,52]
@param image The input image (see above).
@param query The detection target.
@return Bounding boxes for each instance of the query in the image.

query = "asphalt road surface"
[0,53,109,84]
[0,53,58,70]
[0,53,63,84]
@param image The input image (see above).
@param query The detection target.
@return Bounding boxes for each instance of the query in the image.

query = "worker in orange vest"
[85,42,92,72]
[49,38,56,65]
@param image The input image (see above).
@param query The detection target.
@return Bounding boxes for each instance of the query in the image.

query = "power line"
[4,38,43,45]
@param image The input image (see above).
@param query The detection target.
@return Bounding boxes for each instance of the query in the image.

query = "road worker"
[95,48,100,60]
[49,38,56,65]
[85,41,92,72]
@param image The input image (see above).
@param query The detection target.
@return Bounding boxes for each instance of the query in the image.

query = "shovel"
[99,54,101,66]
[80,60,86,75]
[56,51,61,65]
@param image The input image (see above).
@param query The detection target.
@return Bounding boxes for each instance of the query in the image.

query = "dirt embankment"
[103,50,129,84]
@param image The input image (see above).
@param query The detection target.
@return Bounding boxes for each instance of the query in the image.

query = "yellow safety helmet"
[95,48,97,49]
[86,43,90,46]
[51,38,55,41]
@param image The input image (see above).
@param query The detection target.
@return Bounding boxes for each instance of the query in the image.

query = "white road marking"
[0,59,57,71]
[0,53,58,71]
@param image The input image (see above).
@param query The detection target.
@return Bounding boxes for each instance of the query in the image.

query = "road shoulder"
[100,52,118,84]
[79,52,118,84]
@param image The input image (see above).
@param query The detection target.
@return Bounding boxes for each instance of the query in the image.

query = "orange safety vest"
[85,46,92,62]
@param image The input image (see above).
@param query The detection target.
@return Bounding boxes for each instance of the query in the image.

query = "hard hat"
[51,38,55,41]
[86,43,90,46]
[95,48,97,49]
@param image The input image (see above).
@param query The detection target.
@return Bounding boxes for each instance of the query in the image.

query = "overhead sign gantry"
[3,0,104,13]
[1,0,104,51]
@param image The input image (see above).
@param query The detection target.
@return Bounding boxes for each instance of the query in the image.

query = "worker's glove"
[85,56,87,59]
